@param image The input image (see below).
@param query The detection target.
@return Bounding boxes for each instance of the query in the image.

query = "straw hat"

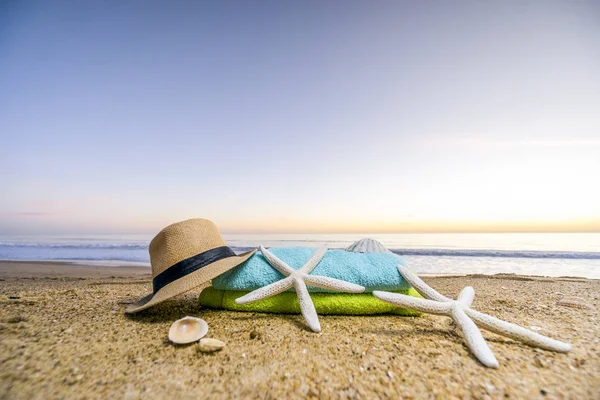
[126,218,256,313]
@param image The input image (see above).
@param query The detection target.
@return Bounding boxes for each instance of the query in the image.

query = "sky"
[1,1,599,234]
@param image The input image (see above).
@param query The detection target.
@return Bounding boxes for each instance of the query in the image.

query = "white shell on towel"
[168,316,208,344]
[346,238,391,253]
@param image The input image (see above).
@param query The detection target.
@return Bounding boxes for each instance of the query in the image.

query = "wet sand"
[0,261,150,279]
[0,261,598,399]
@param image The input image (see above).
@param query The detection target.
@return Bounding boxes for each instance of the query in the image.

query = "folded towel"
[199,286,422,316]
[212,247,411,292]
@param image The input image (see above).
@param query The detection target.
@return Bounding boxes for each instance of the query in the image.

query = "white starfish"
[235,245,365,332]
[373,265,572,368]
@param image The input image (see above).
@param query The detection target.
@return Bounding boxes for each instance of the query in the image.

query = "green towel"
[199,286,422,316]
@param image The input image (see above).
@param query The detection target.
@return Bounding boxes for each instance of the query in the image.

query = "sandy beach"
[0,261,598,399]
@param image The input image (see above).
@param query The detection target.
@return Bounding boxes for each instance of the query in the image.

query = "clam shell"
[168,316,208,344]
[346,238,391,253]
[198,338,226,352]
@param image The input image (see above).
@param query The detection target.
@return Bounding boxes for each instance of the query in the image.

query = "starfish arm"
[293,277,321,332]
[457,286,475,307]
[298,246,328,273]
[397,265,451,302]
[373,291,453,315]
[465,308,572,353]
[451,304,499,368]
[303,275,365,293]
[234,277,293,304]
[259,245,295,276]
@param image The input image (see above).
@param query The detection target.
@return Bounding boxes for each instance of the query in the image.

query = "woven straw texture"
[149,219,228,275]
[126,219,256,313]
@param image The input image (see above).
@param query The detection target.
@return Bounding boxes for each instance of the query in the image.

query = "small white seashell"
[198,338,226,352]
[346,238,391,253]
[168,316,208,344]
[530,326,542,331]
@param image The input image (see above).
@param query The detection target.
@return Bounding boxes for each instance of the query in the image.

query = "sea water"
[0,233,598,279]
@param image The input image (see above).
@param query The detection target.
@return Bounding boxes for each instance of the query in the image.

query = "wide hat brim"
[125,249,256,313]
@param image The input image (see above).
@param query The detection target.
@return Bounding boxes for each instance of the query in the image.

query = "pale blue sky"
[2,1,599,234]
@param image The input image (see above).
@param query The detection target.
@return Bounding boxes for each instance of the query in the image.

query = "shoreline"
[0,260,596,282]
[0,260,150,279]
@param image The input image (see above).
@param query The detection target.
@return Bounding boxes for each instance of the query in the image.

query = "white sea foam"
[0,233,598,279]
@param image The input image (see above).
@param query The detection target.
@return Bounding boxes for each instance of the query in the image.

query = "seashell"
[557,298,592,310]
[529,326,542,331]
[198,338,226,352]
[168,316,208,344]
[346,238,391,253]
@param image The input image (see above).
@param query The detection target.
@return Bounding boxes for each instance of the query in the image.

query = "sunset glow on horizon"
[2,1,599,235]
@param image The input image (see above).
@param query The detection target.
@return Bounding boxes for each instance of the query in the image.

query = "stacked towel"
[211,247,412,292]
[199,246,422,316]
[199,287,421,315]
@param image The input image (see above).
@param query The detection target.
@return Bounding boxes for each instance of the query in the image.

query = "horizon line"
[1,229,599,236]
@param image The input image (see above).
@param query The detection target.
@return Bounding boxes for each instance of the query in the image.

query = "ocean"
[0,233,599,279]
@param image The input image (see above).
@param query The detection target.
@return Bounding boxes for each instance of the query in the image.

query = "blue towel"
[212,247,410,293]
